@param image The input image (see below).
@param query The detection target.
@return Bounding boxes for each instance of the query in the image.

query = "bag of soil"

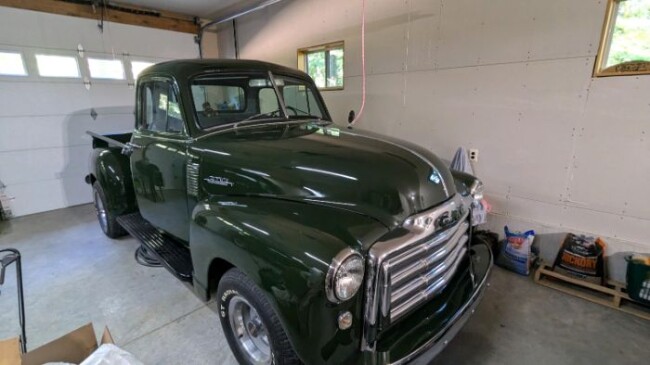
[553,233,606,285]
[495,226,535,276]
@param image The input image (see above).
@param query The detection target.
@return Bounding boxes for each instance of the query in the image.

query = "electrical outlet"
[469,149,479,162]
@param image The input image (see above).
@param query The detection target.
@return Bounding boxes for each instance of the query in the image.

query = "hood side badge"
[204,176,234,187]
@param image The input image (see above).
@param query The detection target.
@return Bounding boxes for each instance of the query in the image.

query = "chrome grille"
[363,195,471,348]
[386,221,469,320]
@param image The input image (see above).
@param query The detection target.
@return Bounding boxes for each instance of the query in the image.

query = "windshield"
[190,72,329,130]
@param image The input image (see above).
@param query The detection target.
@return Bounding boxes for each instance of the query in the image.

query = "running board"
[117,213,193,282]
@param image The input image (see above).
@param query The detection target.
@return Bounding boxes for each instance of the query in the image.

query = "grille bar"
[390,245,468,320]
[390,222,470,288]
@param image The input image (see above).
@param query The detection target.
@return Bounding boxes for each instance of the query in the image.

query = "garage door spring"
[135,245,162,268]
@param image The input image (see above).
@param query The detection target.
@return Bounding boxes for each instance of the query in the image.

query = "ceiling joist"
[0,0,199,34]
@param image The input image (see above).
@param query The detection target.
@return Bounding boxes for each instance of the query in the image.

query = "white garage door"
[0,7,198,217]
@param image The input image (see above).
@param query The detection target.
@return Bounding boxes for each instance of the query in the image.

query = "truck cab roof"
[140,59,308,80]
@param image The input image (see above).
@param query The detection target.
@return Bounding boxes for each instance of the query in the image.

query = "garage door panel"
[4,176,91,217]
[100,25,196,59]
[0,145,90,186]
[0,82,91,118]
[0,111,132,153]
[87,85,135,109]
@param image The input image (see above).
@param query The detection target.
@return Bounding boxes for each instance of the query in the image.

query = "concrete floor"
[0,204,648,364]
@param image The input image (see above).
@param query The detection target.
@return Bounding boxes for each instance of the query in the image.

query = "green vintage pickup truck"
[86,59,492,365]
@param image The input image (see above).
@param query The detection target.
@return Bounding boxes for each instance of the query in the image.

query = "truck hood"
[192,123,456,228]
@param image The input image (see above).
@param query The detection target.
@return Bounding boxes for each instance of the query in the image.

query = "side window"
[140,80,185,134]
[258,88,279,114]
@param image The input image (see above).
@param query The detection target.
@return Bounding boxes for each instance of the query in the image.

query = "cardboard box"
[0,323,113,365]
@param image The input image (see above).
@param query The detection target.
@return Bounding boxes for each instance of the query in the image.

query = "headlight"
[470,179,484,201]
[326,249,364,303]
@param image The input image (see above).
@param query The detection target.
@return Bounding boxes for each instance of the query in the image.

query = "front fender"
[90,148,137,216]
[190,197,387,365]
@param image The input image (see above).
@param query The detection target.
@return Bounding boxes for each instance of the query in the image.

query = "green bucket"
[625,255,650,305]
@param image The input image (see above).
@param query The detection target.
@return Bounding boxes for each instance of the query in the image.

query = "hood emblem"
[429,170,442,185]
[204,176,234,187]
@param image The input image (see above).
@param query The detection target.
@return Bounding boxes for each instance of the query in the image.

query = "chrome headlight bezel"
[325,248,365,303]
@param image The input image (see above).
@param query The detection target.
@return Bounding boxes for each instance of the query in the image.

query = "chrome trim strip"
[186,162,200,197]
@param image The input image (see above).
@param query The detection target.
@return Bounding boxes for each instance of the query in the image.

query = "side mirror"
[347,110,355,129]
[0,253,18,285]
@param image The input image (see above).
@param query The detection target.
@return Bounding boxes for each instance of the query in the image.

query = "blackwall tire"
[92,182,126,239]
[217,268,302,365]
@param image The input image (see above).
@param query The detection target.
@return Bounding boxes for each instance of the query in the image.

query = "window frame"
[594,0,650,77]
[297,41,344,91]
[136,76,188,138]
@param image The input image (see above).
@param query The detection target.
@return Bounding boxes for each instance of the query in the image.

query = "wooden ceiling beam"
[0,0,199,34]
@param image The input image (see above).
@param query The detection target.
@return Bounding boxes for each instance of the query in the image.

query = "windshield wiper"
[239,109,283,123]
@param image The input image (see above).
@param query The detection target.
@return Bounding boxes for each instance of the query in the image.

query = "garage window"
[88,58,125,80]
[0,51,27,76]
[35,54,80,78]
[595,0,650,76]
[131,61,155,80]
[298,42,344,90]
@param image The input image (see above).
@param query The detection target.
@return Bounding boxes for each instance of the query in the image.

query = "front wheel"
[217,268,301,365]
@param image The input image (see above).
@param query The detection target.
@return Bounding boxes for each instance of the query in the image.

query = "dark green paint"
[191,197,387,364]
[87,60,489,364]
[88,133,138,217]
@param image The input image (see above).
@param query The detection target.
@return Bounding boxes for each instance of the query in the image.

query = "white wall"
[0,7,198,217]
[219,0,650,255]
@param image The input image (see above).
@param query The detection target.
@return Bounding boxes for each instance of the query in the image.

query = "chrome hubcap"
[228,296,271,364]
[93,190,108,233]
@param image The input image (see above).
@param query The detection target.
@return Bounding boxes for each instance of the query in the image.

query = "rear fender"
[89,148,137,216]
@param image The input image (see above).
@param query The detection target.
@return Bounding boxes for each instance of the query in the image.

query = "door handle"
[121,142,142,156]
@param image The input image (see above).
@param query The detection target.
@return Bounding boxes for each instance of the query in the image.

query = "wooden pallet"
[534,263,650,321]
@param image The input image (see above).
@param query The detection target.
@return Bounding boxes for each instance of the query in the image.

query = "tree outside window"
[298,42,344,90]
[595,0,650,76]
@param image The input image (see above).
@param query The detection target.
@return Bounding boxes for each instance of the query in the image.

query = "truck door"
[130,77,190,242]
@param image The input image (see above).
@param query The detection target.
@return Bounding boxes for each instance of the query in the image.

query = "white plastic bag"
[80,344,144,365]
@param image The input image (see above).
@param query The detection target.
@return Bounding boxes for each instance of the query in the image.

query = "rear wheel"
[217,268,301,365]
[92,182,126,238]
